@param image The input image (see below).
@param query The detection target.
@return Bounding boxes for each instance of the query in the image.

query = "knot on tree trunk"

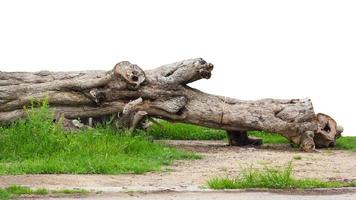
[113,61,146,88]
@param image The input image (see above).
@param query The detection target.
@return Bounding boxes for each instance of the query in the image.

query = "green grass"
[336,136,356,151]
[248,131,289,144]
[147,120,289,144]
[0,185,88,200]
[0,188,11,200]
[52,188,88,195]
[5,185,49,196]
[147,121,226,140]
[208,162,356,189]
[293,155,302,160]
[0,101,198,175]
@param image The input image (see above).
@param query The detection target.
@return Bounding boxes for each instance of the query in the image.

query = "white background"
[0,0,355,135]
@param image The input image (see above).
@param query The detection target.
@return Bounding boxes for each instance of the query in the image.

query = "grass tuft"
[52,188,88,195]
[32,188,49,195]
[208,162,354,189]
[5,185,33,195]
[293,155,302,160]
[0,188,11,200]
[0,101,198,175]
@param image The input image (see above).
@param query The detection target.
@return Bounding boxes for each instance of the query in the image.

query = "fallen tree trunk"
[0,58,343,151]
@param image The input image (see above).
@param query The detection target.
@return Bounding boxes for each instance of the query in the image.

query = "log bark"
[0,58,343,151]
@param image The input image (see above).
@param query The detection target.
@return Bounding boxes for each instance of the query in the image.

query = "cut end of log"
[314,113,343,148]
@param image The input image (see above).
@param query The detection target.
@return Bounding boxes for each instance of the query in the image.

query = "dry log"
[0,58,343,151]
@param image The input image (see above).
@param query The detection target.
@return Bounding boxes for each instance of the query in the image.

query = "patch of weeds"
[0,185,88,200]
[0,185,49,200]
[293,155,302,160]
[0,188,10,200]
[52,188,88,195]
[0,100,198,175]
[6,185,33,195]
[208,162,354,189]
[33,188,49,195]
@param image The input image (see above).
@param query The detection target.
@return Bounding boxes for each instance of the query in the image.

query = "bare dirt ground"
[1,140,356,195]
[20,191,356,200]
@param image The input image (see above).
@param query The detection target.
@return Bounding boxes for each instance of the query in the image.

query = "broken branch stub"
[0,58,343,151]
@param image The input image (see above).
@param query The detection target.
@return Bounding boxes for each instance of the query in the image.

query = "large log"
[0,58,343,151]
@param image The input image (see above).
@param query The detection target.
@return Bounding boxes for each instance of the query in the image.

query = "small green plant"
[32,188,49,195]
[208,162,354,189]
[0,185,49,200]
[0,188,11,200]
[0,101,198,175]
[5,185,33,195]
[293,155,302,160]
[52,188,88,195]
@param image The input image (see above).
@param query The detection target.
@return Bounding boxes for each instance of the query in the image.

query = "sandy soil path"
[21,191,356,200]
[1,140,356,192]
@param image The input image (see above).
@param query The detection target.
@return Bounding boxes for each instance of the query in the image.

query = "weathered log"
[0,58,343,151]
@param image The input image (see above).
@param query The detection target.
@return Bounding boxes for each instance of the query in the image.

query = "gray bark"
[0,58,343,151]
